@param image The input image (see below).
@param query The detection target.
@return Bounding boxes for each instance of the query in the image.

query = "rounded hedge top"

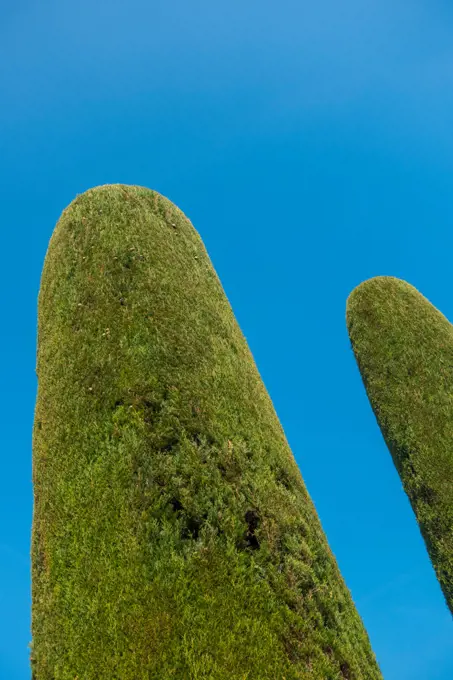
[347,275,453,616]
[31,185,382,679]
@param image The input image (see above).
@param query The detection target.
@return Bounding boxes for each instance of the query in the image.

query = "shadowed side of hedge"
[31,184,382,679]
[347,276,453,616]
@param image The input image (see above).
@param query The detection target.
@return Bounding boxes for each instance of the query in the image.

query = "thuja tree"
[32,184,382,680]
[347,276,453,616]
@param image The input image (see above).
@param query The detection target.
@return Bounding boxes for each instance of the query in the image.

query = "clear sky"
[2,2,453,678]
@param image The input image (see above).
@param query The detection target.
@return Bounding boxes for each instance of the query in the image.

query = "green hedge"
[31,184,381,679]
[347,275,453,616]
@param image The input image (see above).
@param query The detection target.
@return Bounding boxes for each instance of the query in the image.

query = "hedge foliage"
[32,185,382,679]
[347,276,453,616]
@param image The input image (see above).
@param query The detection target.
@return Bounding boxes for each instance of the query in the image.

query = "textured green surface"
[347,276,453,617]
[31,184,382,679]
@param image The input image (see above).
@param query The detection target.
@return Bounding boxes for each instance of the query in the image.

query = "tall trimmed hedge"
[31,184,381,679]
[347,275,453,616]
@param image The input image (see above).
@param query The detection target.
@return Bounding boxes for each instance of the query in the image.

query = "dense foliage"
[347,276,453,616]
[31,184,381,679]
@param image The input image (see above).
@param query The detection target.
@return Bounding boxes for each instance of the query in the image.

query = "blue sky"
[2,1,453,678]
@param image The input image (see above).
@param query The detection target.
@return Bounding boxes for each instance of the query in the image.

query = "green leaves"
[347,276,453,615]
[32,184,382,679]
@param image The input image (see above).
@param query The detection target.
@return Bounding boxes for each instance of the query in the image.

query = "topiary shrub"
[347,275,453,616]
[31,184,382,679]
